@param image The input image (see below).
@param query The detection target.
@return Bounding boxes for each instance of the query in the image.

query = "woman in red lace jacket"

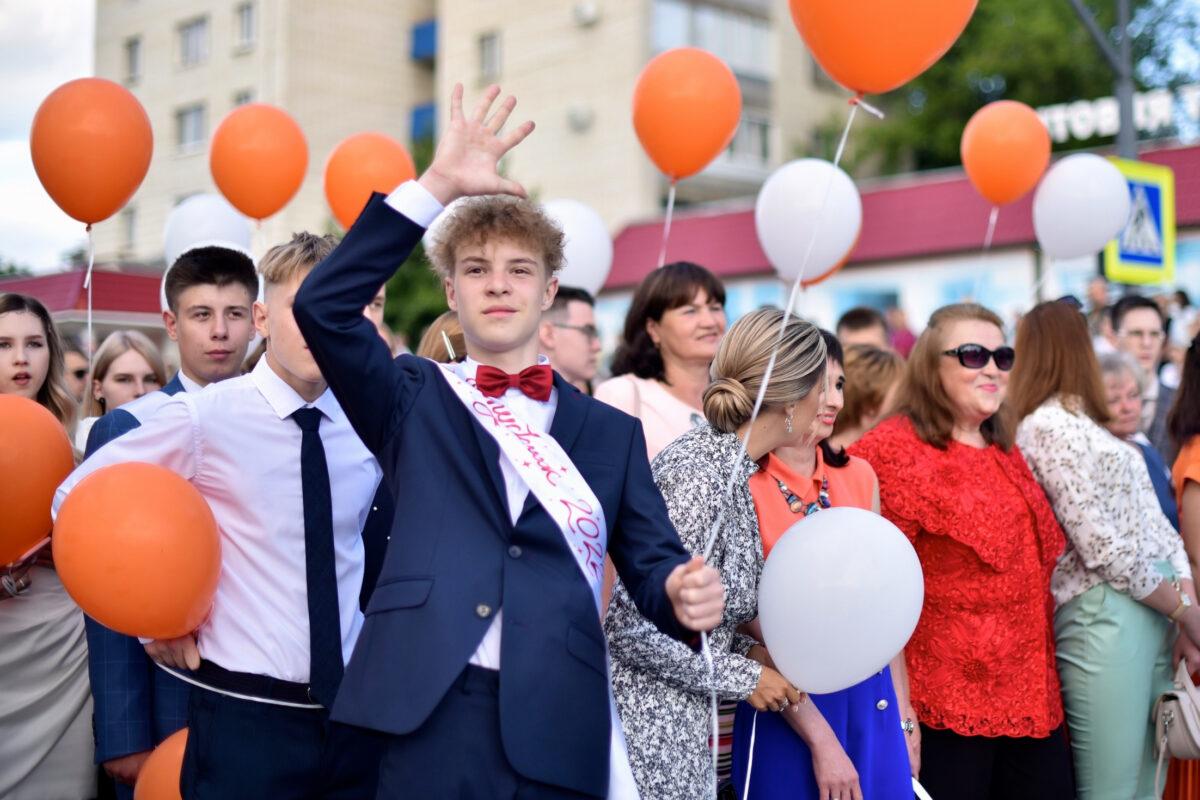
[850,303,1074,799]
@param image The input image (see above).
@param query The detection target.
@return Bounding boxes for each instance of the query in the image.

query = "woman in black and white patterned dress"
[605,308,828,799]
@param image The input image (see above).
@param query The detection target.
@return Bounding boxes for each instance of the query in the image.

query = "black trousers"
[918,723,1076,800]
[180,686,384,800]
[376,666,600,800]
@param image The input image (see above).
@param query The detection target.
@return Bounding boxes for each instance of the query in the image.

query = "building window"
[235,2,256,49]
[178,17,209,67]
[411,103,436,142]
[175,103,207,152]
[120,206,137,252]
[233,89,255,106]
[411,19,437,62]
[124,36,142,83]
[727,114,771,166]
[478,32,501,83]
[651,0,771,80]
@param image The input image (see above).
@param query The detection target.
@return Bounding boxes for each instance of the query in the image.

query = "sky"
[0,0,95,273]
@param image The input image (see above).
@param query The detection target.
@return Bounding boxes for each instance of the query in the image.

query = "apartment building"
[92,0,843,266]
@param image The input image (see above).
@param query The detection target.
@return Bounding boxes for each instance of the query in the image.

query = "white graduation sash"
[437,363,640,799]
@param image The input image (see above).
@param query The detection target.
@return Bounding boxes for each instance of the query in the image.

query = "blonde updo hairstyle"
[703,308,827,434]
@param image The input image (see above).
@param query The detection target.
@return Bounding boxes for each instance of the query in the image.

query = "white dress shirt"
[53,359,382,682]
[387,180,562,671]
[454,356,558,670]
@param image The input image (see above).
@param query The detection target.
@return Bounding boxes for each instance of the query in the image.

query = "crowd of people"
[3,84,1200,800]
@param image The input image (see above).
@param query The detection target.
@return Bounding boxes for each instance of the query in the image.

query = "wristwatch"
[1169,582,1193,624]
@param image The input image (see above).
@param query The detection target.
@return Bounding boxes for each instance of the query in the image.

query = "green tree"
[859,0,1200,172]
[0,257,32,277]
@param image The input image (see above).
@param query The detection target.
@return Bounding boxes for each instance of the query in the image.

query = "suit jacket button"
[476,604,492,618]
[508,545,522,558]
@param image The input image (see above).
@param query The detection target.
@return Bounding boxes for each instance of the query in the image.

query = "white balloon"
[758,507,924,694]
[422,197,468,256]
[541,199,614,295]
[1033,153,1131,260]
[160,194,257,312]
[755,159,862,283]
[162,194,253,268]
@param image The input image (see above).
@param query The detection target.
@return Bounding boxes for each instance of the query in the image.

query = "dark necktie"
[290,407,343,707]
[474,364,554,401]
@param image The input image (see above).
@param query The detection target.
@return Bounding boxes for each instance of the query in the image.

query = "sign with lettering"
[1103,158,1175,286]
[1037,84,1200,145]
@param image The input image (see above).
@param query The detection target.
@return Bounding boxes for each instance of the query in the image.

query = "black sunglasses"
[942,344,1015,371]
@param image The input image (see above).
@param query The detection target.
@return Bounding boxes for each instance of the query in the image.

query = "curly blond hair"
[427,196,564,280]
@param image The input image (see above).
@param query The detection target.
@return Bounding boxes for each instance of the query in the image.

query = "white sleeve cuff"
[384,181,445,229]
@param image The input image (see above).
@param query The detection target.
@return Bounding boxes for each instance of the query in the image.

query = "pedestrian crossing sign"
[1103,158,1175,286]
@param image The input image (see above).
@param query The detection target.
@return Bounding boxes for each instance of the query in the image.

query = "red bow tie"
[474,364,554,402]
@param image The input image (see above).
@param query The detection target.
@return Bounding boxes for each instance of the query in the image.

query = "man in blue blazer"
[82,246,259,795]
[294,84,725,798]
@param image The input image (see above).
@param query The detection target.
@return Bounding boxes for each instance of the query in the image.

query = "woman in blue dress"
[731,332,915,800]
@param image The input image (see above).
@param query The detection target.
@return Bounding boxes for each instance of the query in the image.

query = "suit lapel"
[163,374,186,396]
[433,368,510,530]
[516,374,590,520]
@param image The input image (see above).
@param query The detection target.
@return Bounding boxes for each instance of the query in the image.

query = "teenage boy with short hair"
[293,84,724,799]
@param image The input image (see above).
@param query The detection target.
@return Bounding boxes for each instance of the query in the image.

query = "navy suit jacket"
[82,376,191,765]
[81,374,393,766]
[293,194,695,797]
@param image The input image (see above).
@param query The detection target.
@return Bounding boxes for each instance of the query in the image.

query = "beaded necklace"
[775,467,831,516]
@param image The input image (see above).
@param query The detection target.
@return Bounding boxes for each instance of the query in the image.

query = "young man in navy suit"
[82,246,259,796]
[293,84,725,799]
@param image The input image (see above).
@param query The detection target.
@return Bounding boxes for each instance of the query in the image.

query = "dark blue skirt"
[730,667,912,799]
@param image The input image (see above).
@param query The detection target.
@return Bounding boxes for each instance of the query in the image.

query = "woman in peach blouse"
[731,332,914,800]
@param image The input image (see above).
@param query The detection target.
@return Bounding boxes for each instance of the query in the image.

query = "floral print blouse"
[1016,396,1192,607]
[605,424,763,800]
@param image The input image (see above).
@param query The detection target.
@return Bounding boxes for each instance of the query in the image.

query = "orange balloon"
[210,104,307,220]
[325,132,416,229]
[961,100,1051,206]
[789,0,978,95]
[633,48,742,181]
[30,78,153,225]
[134,728,188,800]
[0,396,74,565]
[54,463,220,639]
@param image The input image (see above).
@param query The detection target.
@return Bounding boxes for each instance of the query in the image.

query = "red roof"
[606,143,1200,290]
[0,269,162,314]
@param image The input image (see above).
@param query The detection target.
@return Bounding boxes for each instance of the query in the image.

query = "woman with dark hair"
[595,261,726,459]
[850,303,1074,799]
[0,293,94,799]
[606,308,825,799]
[1172,334,1200,577]
[829,344,904,450]
[1011,301,1196,800]
[1167,333,1200,800]
[730,330,914,800]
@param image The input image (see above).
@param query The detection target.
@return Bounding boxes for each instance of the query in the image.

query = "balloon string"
[657,182,677,269]
[971,205,1000,302]
[741,710,759,798]
[83,225,95,361]
[699,101,862,799]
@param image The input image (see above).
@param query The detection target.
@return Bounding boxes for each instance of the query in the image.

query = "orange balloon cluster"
[324,132,416,229]
[54,463,220,640]
[134,728,188,800]
[961,100,1051,206]
[788,0,978,96]
[0,396,74,566]
[633,48,742,181]
[30,78,153,226]
[210,104,308,220]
